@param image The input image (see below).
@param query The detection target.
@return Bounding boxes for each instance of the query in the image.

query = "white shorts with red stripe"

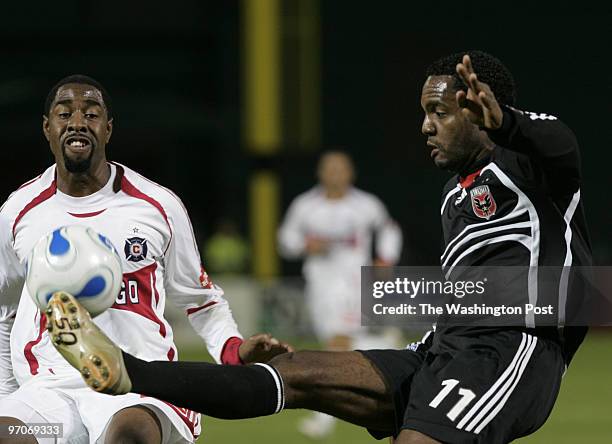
[0,375,200,444]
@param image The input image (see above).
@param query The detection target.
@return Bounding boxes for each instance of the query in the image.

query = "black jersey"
[435,106,592,364]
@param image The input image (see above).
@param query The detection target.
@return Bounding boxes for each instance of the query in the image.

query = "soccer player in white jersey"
[0,75,290,444]
[278,151,402,438]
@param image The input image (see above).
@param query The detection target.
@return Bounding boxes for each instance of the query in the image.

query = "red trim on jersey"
[167,347,176,361]
[111,162,124,193]
[161,401,200,438]
[67,209,107,218]
[138,396,200,438]
[459,169,482,189]
[185,301,217,316]
[17,174,43,190]
[120,175,173,253]
[13,181,57,237]
[110,263,167,337]
[117,164,204,279]
[220,336,244,365]
[151,267,160,306]
[24,312,47,375]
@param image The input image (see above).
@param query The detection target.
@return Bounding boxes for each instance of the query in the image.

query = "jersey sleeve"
[0,311,17,397]
[487,106,581,193]
[277,196,308,259]
[369,197,403,264]
[0,212,21,397]
[163,197,243,364]
[0,212,23,313]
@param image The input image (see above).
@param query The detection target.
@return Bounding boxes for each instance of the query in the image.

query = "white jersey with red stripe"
[1,162,242,386]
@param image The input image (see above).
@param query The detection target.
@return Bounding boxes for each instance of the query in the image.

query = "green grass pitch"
[177,331,612,443]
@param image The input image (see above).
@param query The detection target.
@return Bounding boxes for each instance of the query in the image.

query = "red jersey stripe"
[138,396,200,439]
[67,209,107,218]
[186,301,217,316]
[167,347,176,361]
[13,181,57,237]
[161,401,200,438]
[24,312,47,375]
[119,174,173,254]
[110,262,167,337]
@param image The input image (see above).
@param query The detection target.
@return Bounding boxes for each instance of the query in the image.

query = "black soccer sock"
[122,352,285,419]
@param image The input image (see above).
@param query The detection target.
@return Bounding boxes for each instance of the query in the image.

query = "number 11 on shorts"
[428,379,476,422]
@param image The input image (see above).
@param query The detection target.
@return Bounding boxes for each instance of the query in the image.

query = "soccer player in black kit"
[48,51,591,443]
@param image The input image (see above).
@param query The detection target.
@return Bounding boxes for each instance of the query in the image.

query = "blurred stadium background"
[1,1,611,443]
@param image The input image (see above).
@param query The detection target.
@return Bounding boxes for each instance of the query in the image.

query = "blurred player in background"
[0,75,289,444]
[278,151,402,438]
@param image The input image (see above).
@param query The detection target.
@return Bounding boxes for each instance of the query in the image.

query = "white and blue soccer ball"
[26,225,122,317]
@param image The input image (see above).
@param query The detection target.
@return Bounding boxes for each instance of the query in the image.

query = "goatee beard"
[62,146,94,173]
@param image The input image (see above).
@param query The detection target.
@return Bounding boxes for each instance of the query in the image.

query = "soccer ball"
[26,225,122,317]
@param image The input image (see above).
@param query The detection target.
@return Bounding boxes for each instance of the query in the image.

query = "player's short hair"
[425,50,516,106]
[44,74,113,120]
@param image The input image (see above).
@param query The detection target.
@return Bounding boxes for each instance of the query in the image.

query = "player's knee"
[104,407,162,444]
[0,417,37,444]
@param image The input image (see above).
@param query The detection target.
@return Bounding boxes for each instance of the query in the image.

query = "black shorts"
[360,330,565,443]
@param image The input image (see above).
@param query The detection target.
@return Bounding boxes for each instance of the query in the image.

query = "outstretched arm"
[455,54,581,191]
[163,194,291,364]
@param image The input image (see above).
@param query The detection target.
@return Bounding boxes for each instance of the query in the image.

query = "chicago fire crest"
[470,185,497,219]
[124,237,148,262]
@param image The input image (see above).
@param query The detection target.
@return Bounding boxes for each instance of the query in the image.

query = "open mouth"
[64,136,93,153]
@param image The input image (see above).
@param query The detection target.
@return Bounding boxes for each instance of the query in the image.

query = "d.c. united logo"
[124,237,148,262]
[470,185,497,219]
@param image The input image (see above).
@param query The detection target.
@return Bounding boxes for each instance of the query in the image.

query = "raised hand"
[239,333,294,364]
[455,54,503,130]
